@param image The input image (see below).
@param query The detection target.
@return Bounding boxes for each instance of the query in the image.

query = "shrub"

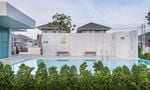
[0,61,150,90]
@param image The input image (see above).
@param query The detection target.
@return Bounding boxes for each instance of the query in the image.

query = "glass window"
[120,37,125,40]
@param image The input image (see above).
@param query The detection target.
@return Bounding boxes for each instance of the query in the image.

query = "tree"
[58,64,70,90]
[146,10,150,25]
[52,13,76,33]
[79,62,93,90]
[112,66,132,90]
[4,64,14,89]
[35,62,48,90]
[69,65,78,90]
[93,61,112,90]
[143,53,150,60]
[13,64,34,90]
[131,64,150,90]
[93,61,104,73]
[0,62,14,90]
[1,60,150,90]
[47,66,59,90]
[138,46,143,58]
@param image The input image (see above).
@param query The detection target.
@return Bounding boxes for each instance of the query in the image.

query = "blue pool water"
[12,58,150,74]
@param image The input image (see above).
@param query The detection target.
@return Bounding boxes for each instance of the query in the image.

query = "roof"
[37,23,65,30]
[14,34,32,40]
[0,2,35,29]
[77,22,111,33]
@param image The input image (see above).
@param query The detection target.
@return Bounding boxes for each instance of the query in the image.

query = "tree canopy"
[0,61,150,90]
[146,10,150,25]
[51,13,76,33]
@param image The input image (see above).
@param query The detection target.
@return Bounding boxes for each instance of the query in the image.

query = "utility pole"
[141,24,146,53]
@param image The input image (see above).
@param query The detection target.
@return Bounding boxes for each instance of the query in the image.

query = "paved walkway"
[1,55,42,64]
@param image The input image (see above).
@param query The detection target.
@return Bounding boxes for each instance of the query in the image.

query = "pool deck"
[1,55,104,65]
[1,54,138,65]
[1,55,41,64]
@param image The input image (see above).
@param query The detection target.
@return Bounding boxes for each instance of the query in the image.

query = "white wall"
[19,48,41,55]
[42,31,138,59]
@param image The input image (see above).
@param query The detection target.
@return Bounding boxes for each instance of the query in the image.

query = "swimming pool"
[11,58,150,74]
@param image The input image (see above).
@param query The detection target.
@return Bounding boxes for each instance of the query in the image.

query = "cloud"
[1,0,150,34]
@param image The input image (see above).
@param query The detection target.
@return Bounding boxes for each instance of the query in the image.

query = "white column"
[9,29,12,58]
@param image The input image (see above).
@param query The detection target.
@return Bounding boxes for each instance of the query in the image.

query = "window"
[120,37,125,40]
[44,30,47,33]
[53,30,56,33]
[43,41,48,44]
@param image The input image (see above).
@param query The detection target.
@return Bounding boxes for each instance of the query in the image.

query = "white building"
[39,22,138,59]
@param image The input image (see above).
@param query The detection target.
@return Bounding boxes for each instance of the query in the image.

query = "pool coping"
[11,57,150,74]
[10,57,139,67]
[11,58,32,66]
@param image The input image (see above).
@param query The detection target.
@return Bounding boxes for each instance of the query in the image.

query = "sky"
[0,0,150,38]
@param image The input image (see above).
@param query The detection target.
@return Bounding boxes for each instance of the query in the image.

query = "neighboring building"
[0,2,35,59]
[77,22,111,33]
[138,32,150,53]
[13,34,36,49]
[138,32,150,47]
[41,23,138,59]
[37,23,66,33]
[12,34,41,55]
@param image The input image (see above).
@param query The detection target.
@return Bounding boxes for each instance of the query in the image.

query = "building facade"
[138,32,150,53]
[138,32,150,47]
[0,2,35,59]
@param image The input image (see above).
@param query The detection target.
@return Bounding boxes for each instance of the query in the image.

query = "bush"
[0,61,150,90]
[138,46,150,60]
[138,46,143,58]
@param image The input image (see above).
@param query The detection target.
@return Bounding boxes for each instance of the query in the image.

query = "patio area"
[1,55,42,65]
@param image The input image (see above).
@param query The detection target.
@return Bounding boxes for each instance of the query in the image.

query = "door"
[0,26,9,59]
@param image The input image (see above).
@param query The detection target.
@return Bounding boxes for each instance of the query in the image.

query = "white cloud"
[1,0,150,38]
